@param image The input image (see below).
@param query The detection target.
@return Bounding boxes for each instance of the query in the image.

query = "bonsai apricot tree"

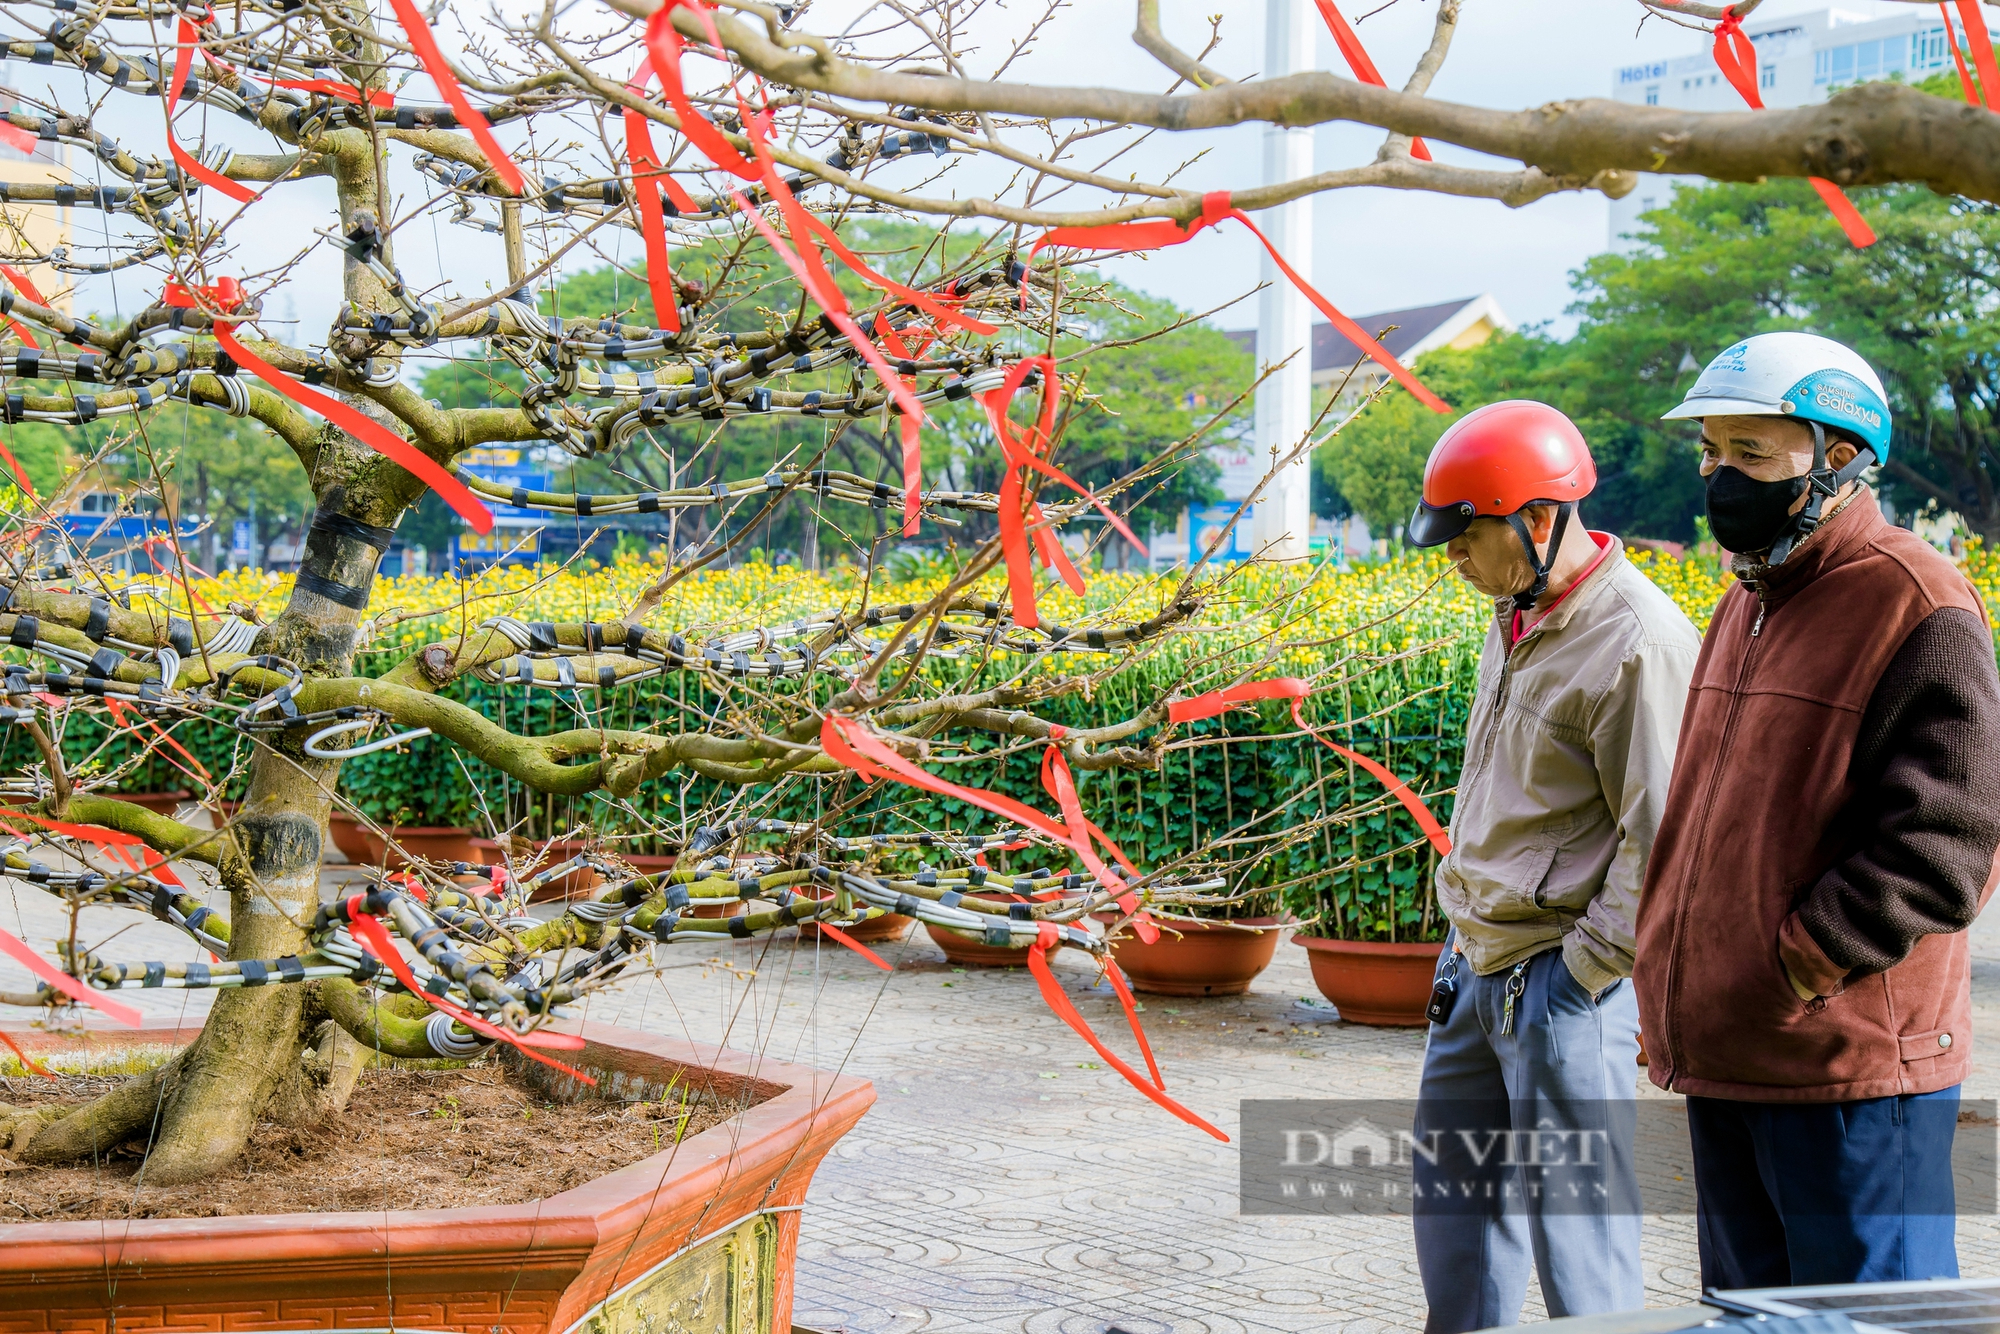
[0,0,1987,1181]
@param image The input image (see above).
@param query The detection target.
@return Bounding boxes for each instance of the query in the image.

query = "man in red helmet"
[1401,401,1701,1332]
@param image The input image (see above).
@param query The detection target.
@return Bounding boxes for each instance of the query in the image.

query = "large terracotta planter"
[109,791,191,817]
[1293,935,1446,1026]
[923,900,1036,964]
[1103,915,1285,997]
[358,825,480,869]
[0,1017,873,1334]
[801,913,915,944]
[474,840,680,902]
[325,810,374,864]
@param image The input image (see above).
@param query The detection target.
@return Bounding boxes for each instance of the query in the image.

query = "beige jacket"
[1437,536,1701,994]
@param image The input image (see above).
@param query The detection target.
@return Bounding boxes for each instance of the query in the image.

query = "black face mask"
[1704,466,1807,555]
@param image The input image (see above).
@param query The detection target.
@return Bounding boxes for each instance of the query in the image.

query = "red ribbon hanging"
[1040,728,1159,943]
[1312,0,1431,160]
[0,1028,56,1078]
[0,433,32,496]
[265,77,395,109]
[639,0,990,529]
[1953,0,2000,109]
[1026,923,1226,1140]
[979,356,1138,629]
[0,110,33,157]
[820,715,1153,916]
[1942,4,1985,104]
[0,263,42,355]
[166,16,257,204]
[809,919,893,971]
[0,927,144,1025]
[386,0,526,196]
[623,61,702,335]
[1164,676,1452,856]
[1026,191,1449,413]
[344,903,595,1083]
[105,696,213,790]
[163,278,494,533]
[1712,9,1874,248]
[794,215,998,338]
[642,3,760,181]
[1291,699,1452,856]
[732,108,938,533]
[623,106,684,333]
[727,185,929,533]
[0,808,191,888]
[1165,675,1314,723]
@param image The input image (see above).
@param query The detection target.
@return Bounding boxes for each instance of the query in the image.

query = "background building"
[1608,7,1970,248]
[0,86,71,310]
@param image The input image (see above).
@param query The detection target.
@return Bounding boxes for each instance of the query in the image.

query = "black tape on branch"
[310,510,396,551]
[294,568,371,610]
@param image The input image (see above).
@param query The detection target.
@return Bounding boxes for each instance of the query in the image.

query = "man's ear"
[1519,502,1557,545]
[1826,437,1860,471]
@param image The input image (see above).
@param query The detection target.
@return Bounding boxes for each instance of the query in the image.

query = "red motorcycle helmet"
[1407,401,1597,607]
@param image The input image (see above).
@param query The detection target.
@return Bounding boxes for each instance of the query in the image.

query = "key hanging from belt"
[1500,958,1530,1035]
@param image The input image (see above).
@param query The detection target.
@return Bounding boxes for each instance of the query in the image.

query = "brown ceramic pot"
[923,894,1036,965]
[0,1018,873,1334]
[1293,935,1446,1026]
[800,913,915,944]
[1102,915,1285,997]
[324,810,374,864]
[357,825,480,869]
[473,842,680,902]
[109,791,191,817]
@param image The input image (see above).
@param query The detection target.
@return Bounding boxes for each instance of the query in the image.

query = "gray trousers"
[1412,939,1644,1333]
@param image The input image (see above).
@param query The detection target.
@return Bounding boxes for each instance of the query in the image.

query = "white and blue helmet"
[1662,332,1892,462]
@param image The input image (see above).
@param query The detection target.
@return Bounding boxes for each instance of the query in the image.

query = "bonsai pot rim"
[1094,913,1288,997]
[1292,934,1447,1027]
[0,1017,874,1334]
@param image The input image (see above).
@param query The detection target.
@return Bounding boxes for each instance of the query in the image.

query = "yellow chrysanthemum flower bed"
[181,543,1736,671]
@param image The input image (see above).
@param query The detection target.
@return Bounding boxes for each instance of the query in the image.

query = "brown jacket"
[1634,491,2000,1102]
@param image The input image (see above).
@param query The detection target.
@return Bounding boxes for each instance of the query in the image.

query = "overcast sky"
[47,0,1916,345]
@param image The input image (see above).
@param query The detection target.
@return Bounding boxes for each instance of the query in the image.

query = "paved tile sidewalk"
[6,864,1998,1333]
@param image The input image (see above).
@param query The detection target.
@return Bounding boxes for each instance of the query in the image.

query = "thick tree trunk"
[17,51,451,1179]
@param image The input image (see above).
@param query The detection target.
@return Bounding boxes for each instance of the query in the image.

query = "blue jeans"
[1687,1088,1960,1289]
[1412,941,1643,1333]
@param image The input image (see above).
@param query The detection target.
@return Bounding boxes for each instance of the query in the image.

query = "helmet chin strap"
[1504,501,1573,611]
[1765,422,1877,566]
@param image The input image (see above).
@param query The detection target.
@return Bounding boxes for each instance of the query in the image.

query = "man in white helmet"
[1634,333,2000,1288]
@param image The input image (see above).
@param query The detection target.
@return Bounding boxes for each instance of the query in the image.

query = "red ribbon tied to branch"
[979,356,1158,630]
[1167,677,1452,856]
[819,715,1158,935]
[166,14,258,204]
[342,900,594,1082]
[623,102,691,334]
[0,928,143,1026]
[1711,9,1874,248]
[643,2,760,181]
[386,0,525,196]
[1026,192,1449,413]
[163,278,494,533]
[1312,0,1431,160]
[727,181,929,534]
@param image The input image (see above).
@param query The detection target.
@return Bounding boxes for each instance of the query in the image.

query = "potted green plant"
[1285,735,1458,1026]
